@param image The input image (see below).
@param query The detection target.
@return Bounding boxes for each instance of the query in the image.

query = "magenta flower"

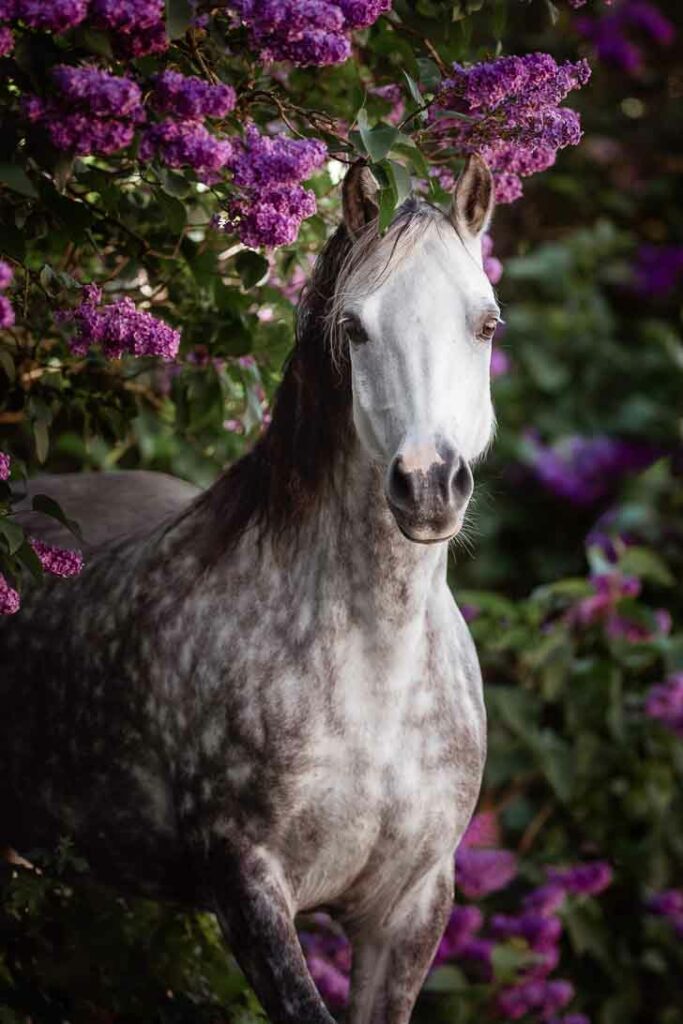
[0,24,13,55]
[546,861,613,896]
[0,295,14,328]
[456,846,517,900]
[140,120,233,179]
[497,978,575,1021]
[434,905,483,965]
[482,233,503,285]
[15,0,88,32]
[150,71,237,120]
[59,284,180,361]
[576,0,674,75]
[526,433,659,505]
[0,260,13,290]
[300,918,351,1009]
[0,573,20,615]
[0,452,10,480]
[429,52,591,203]
[644,674,683,738]
[31,539,84,578]
[224,184,318,249]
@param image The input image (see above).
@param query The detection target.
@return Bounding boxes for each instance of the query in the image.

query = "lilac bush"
[58,285,181,360]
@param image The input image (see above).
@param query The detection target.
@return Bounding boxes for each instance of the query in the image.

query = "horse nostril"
[451,457,473,504]
[388,457,414,510]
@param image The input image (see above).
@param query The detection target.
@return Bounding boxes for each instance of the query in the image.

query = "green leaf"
[165,0,192,38]
[157,191,187,234]
[416,57,441,92]
[385,160,411,206]
[0,517,25,556]
[618,546,674,586]
[402,70,423,108]
[0,164,38,199]
[33,420,49,464]
[159,169,191,199]
[32,494,83,540]
[0,349,15,381]
[378,185,397,234]
[356,110,399,163]
[235,252,270,290]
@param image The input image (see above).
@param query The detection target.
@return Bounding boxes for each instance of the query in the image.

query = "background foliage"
[1,1,682,1022]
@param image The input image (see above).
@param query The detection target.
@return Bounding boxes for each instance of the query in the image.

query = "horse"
[0,155,500,1024]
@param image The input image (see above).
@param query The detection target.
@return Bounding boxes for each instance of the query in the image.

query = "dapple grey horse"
[0,156,500,1024]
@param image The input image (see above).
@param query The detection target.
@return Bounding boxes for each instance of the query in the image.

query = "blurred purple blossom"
[370,83,405,125]
[31,539,84,577]
[59,284,180,360]
[0,24,13,54]
[0,296,15,328]
[491,347,510,378]
[456,812,517,899]
[526,433,659,505]
[15,0,87,32]
[0,261,14,290]
[482,233,503,285]
[644,674,683,738]
[546,861,613,895]
[0,452,10,480]
[434,904,483,965]
[632,244,683,298]
[90,0,168,56]
[497,978,575,1021]
[0,573,20,615]
[300,916,351,1009]
[429,53,591,203]
[575,0,674,75]
[646,889,683,937]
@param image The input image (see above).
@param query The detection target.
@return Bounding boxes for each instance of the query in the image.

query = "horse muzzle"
[385,441,473,544]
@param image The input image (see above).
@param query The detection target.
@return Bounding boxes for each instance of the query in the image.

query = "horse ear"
[342,161,379,238]
[450,154,494,240]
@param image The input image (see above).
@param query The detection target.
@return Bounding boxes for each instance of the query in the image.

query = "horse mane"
[192,198,446,560]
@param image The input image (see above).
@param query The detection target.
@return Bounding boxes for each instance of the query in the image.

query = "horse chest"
[273,617,486,914]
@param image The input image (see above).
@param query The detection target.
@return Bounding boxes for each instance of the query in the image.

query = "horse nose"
[386,443,473,541]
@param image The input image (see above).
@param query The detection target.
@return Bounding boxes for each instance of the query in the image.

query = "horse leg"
[346,859,454,1024]
[209,843,336,1024]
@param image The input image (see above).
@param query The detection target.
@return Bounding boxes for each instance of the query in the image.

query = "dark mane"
[194,223,355,558]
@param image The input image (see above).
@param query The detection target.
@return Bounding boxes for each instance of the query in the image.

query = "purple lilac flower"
[23,67,144,157]
[225,185,318,248]
[231,125,327,189]
[491,347,510,378]
[646,889,683,938]
[150,71,236,119]
[523,883,567,917]
[576,0,674,75]
[300,918,351,1009]
[429,52,591,203]
[59,284,180,360]
[232,0,390,67]
[497,979,575,1021]
[90,0,168,56]
[0,295,15,328]
[0,261,13,290]
[526,433,659,505]
[0,573,20,615]
[0,24,13,54]
[547,861,613,896]
[15,0,88,32]
[434,905,483,965]
[482,233,503,285]
[140,120,233,179]
[491,912,563,952]
[645,674,683,738]
[0,452,10,480]
[31,539,84,577]
[633,244,683,297]
[456,847,517,900]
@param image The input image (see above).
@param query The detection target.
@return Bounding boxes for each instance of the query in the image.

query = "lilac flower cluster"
[526,433,659,505]
[647,890,683,937]
[645,674,683,738]
[0,259,14,329]
[24,65,144,157]
[0,573,20,615]
[140,121,233,180]
[575,0,674,76]
[0,0,168,55]
[429,53,591,203]
[59,284,180,360]
[231,0,391,67]
[31,539,84,577]
[299,917,351,1008]
[141,70,235,180]
[482,233,503,286]
[90,0,168,58]
[150,71,236,120]
[0,24,13,55]
[633,244,683,297]
[0,451,10,480]
[566,570,671,643]
[221,125,327,248]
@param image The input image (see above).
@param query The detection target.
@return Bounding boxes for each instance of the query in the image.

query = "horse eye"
[477,317,499,342]
[343,316,369,347]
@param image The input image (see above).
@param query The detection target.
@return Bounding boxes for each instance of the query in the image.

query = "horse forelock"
[194,197,450,560]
